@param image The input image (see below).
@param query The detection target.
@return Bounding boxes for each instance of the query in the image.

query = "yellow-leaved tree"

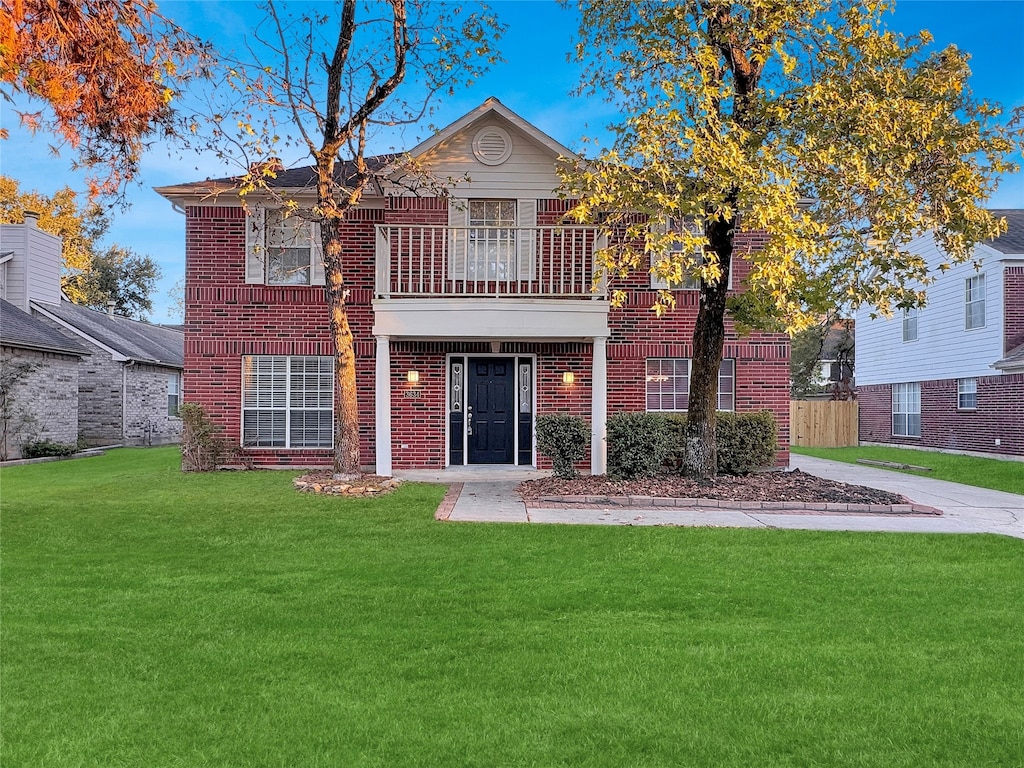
[561,0,1022,479]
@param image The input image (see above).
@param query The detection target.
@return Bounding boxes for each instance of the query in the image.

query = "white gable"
[386,99,575,199]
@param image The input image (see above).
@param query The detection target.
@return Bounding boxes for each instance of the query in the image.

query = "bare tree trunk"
[324,246,361,476]
[684,214,734,480]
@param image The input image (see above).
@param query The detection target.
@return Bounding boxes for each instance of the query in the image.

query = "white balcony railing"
[375,225,607,298]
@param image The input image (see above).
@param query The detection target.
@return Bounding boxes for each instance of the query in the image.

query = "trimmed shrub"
[715,410,778,475]
[606,412,672,480]
[21,439,78,459]
[535,414,590,478]
[663,410,778,475]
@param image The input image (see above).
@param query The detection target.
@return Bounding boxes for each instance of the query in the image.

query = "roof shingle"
[32,301,183,367]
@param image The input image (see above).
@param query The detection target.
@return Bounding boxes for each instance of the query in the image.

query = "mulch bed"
[519,469,905,505]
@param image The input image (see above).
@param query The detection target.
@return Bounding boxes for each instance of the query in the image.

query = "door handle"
[466,408,473,436]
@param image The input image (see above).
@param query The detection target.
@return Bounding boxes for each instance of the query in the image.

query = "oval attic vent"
[472,125,513,166]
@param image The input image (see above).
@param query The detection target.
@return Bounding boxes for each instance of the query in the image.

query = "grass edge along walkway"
[791,445,1024,496]
[2,447,1023,767]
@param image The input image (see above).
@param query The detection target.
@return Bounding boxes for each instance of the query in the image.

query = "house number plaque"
[403,389,423,399]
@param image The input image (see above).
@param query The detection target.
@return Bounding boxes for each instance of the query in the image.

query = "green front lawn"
[2,448,1022,767]
[792,445,1024,495]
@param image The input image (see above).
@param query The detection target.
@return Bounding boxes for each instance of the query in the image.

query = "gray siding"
[0,221,62,310]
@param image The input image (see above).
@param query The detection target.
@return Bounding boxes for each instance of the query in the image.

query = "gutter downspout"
[122,360,136,442]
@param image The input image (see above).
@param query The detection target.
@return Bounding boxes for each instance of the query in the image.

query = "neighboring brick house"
[0,214,184,454]
[156,98,790,474]
[856,209,1024,458]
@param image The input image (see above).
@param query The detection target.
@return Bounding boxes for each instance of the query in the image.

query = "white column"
[375,335,393,477]
[591,335,608,475]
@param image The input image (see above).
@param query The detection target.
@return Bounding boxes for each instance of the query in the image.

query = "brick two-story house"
[856,209,1023,458]
[156,98,790,475]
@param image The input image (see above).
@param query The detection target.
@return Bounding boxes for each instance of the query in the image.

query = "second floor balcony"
[372,224,611,341]
[375,224,608,299]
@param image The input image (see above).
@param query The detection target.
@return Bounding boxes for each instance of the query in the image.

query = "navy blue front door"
[467,358,515,464]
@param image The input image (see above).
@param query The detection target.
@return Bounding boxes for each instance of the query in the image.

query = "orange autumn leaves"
[0,0,210,197]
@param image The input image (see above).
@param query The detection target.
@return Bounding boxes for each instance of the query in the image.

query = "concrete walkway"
[397,457,1024,538]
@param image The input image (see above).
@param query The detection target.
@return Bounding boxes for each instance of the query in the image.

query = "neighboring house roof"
[987,209,1024,255]
[821,322,855,362]
[994,341,1024,372]
[31,301,184,368]
[0,299,90,356]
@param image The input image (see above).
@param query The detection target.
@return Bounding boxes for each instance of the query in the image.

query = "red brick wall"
[1005,266,1024,353]
[603,226,790,465]
[859,374,1024,457]
[184,198,790,468]
[183,204,379,467]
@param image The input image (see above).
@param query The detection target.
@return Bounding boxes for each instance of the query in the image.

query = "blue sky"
[2,0,1022,323]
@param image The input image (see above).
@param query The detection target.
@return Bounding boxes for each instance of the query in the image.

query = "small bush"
[606,412,672,480]
[535,414,590,478]
[715,410,778,475]
[662,414,689,472]
[180,402,233,472]
[21,439,78,459]
[663,411,778,475]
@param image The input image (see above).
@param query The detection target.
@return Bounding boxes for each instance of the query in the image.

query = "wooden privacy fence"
[790,400,859,447]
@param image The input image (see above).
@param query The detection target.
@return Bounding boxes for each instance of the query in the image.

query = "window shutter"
[649,217,670,289]
[310,221,326,286]
[245,206,267,284]
[448,198,468,280]
[516,198,536,280]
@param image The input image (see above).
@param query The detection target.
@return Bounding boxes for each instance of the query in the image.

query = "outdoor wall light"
[562,371,575,385]
[407,370,420,384]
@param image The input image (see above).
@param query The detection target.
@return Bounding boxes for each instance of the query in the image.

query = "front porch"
[372,339,609,478]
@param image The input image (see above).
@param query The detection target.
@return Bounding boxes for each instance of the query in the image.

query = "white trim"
[446,352,536,468]
[372,298,610,340]
[403,97,578,163]
[375,336,393,476]
[591,336,608,475]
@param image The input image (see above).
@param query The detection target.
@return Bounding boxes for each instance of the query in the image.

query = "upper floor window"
[267,210,313,285]
[448,198,536,282]
[645,358,735,412]
[245,206,324,286]
[965,274,985,330]
[468,200,517,281]
[650,218,730,291]
[902,308,918,342]
[892,382,921,437]
[957,378,977,410]
[242,355,333,448]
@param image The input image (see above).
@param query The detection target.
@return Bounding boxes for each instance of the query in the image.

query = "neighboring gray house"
[0,298,89,459]
[32,301,184,447]
[0,213,184,455]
